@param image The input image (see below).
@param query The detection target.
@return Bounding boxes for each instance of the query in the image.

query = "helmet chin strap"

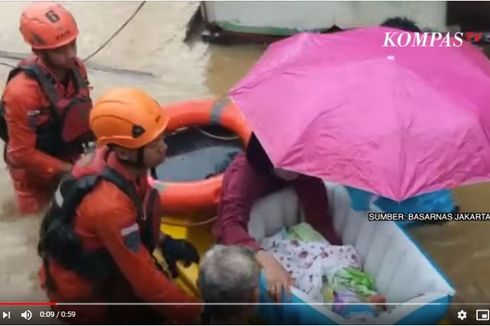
[126,148,158,180]
[136,147,145,169]
[150,167,157,179]
[125,149,158,179]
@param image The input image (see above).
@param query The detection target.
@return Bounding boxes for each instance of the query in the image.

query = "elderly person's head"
[198,245,261,324]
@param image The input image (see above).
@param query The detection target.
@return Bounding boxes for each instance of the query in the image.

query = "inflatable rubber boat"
[150,97,251,215]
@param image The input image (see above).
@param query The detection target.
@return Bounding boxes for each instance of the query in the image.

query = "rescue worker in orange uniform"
[0,2,93,215]
[37,88,202,324]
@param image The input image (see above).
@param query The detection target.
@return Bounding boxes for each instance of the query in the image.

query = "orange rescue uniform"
[3,55,91,214]
[39,147,202,324]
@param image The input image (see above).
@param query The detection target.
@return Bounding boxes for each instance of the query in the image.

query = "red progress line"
[0,302,56,306]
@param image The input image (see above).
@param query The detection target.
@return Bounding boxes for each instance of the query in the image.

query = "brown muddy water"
[0,2,488,323]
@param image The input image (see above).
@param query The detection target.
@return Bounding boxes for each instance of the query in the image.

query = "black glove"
[160,235,199,278]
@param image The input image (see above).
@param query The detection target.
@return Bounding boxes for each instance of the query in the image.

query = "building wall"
[204,1,448,33]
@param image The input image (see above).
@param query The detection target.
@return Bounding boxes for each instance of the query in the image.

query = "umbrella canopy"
[230,27,490,201]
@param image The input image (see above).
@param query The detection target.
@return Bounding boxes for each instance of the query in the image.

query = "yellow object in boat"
[158,215,216,297]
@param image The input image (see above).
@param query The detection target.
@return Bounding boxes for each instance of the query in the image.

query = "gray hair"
[198,245,260,319]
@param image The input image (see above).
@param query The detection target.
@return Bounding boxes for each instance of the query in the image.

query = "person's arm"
[255,249,293,301]
[214,154,268,251]
[4,78,70,180]
[294,176,341,245]
[215,154,293,301]
[93,193,201,323]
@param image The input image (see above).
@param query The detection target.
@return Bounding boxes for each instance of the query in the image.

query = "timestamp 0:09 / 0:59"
[39,310,76,319]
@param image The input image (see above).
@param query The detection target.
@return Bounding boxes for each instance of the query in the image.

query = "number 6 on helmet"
[19,2,78,50]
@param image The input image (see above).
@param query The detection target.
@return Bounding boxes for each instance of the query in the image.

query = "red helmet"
[20,2,78,50]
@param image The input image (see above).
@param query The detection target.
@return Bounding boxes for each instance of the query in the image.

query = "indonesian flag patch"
[121,223,141,252]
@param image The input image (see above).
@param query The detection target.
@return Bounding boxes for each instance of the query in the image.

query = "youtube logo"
[2,311,10,319]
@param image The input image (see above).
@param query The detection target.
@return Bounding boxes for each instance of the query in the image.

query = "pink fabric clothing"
[213,153,341,251]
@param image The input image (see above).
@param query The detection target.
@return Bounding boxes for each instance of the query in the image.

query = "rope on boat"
[161,215,217,227]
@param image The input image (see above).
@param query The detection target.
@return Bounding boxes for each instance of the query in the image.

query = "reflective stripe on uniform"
[121,223,139,236]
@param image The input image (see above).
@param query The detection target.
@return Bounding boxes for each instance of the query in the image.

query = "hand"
[255,250,293,302]
[160,235,199,278]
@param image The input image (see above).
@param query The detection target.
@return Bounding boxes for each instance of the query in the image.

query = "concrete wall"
[205,1,448,32]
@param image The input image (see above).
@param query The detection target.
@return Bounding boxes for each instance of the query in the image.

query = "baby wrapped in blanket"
[261,223,386,322]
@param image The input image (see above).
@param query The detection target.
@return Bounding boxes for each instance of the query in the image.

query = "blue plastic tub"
[248,183,455,325]
[344,186,456,227]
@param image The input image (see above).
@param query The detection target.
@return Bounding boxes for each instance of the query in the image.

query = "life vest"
[0,57,94,160]
[38,154,161,288]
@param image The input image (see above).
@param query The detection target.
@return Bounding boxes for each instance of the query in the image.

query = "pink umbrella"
[229,27,490,201]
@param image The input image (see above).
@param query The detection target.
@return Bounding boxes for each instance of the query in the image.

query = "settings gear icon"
[457,309,467,320]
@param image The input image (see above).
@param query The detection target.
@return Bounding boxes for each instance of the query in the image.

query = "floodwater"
[0,1,488,323]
